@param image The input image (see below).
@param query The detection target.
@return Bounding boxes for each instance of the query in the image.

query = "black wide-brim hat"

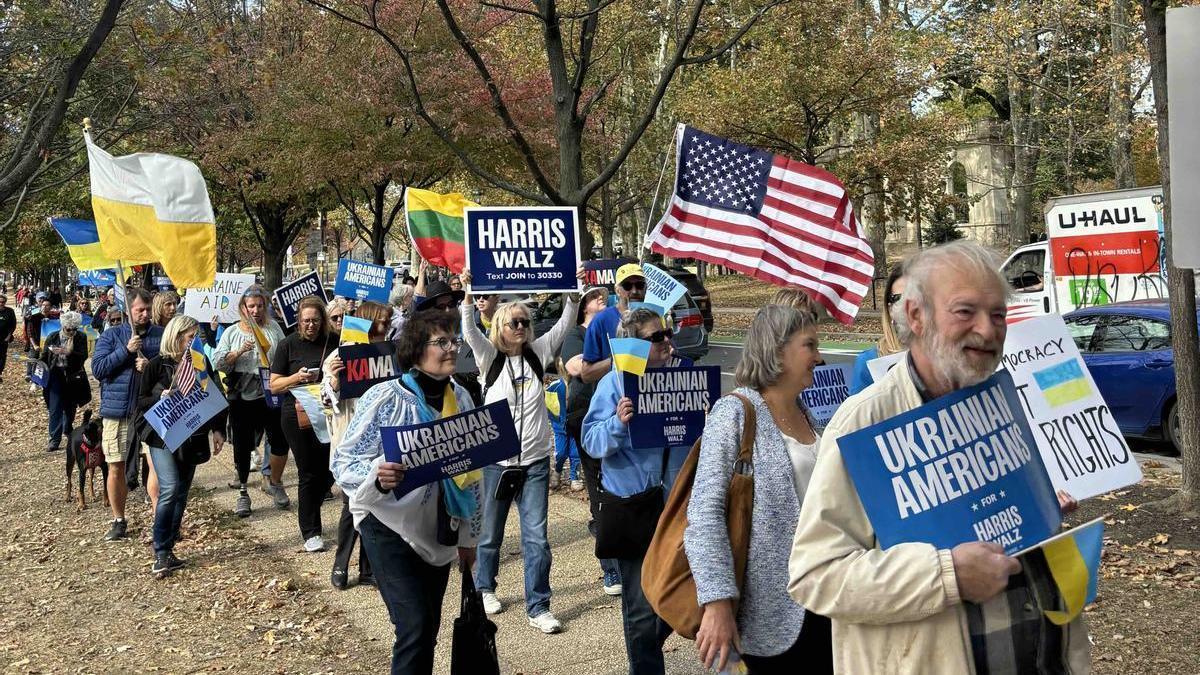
[415,280,466,311]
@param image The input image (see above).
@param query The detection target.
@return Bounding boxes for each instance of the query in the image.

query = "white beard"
[924,319,1001,390]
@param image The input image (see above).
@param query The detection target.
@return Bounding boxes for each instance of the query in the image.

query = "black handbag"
[593,448,670,560]
[66,371,91,406]
[451,566,500,675]
[123,421,142,490]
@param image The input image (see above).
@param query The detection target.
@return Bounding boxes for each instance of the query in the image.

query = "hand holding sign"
[378,461,406,491]
[617,397,634,424]
[952,541,1021,603]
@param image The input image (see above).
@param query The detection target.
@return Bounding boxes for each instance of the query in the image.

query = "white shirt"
[784,432,820,506]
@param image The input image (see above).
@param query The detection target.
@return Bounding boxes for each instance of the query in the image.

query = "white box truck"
[1001,185,1165,320]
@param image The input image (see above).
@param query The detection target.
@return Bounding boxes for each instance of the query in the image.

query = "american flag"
[174,355,196,396]
[647,125,876,324]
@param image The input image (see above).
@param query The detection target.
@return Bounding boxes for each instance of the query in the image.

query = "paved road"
[697,341,857,394]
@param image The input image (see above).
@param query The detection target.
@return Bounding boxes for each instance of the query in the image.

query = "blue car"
[1063,300,1180,453]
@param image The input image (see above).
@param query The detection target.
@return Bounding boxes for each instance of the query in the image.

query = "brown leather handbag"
[640,393,756,640]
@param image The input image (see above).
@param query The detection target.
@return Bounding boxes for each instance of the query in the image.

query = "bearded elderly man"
[788,241,1089,674]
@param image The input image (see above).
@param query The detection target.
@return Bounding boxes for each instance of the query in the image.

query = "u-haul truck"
[1001,185,1165,321]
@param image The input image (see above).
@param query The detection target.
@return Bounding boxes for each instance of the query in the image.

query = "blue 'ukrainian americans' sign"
[382,401,520,498]
[838,370,1060,555]
[624,366,721,448]
[145,384,229,452]
[464,206,582,293]
[334,259,393,303]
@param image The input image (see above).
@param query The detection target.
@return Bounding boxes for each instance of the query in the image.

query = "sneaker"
[481,592,503,615]
[602,569,622,596]
[234,489,251,518]
[331,568,348,590]
[303,536,325,553]
[151,551,171,577]
[268,482,291,509]
[528,611,563,634]
[167,552,187,570]
[549,471,562,490]
[570,479,584,492]
[104,519,128,542]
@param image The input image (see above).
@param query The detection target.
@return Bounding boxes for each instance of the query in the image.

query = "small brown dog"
[65,410,108,511]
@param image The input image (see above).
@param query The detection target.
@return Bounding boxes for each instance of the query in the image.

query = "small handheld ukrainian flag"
[341,315,371,344]
[1039,517,1104,625]
[190,335,209,391]
[610,337,651,377]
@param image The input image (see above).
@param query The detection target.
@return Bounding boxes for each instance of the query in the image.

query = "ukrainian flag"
[1041,518,1104,625]
[190,335,209,391]
[610,337,651,377]
[84,132,216,289]
[341,315,371,344]
[1033,359,1092,407]
[49,218,130,271]
[40,318,61,348]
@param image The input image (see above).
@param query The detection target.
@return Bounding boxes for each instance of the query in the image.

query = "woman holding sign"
[321,300,392,589]
[269,296,337,552]
[684,305,832,674]
[213,286,289,518]
[331,310,480,674]
[460,268,580,635]
[136,315,226,578]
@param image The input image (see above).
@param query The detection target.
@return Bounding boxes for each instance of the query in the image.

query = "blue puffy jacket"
[91,323,163,419]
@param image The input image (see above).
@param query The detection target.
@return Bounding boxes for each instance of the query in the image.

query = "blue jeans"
[358,513,451,675]
[553,428,579,480]
[617,556,672,675]
[149,446,197,555]
[474,458,553,617]
[43,377,77,450]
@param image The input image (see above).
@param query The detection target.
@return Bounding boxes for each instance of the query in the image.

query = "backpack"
[482,345,545,395]
[640,393,756,640]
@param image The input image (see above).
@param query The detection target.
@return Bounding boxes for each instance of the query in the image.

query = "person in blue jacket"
[91,287,163,542]
[583,306,693,675]
[849,263,907,395]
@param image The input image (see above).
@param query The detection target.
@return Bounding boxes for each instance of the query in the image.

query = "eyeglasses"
[507,318,531,330]
[642,328,673,343]
[620,280,646,292]
[425,337,464,352]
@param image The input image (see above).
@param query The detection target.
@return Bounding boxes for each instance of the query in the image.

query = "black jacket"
[0,307,16,343]
[39,330,88,379]
[136,354,227,452]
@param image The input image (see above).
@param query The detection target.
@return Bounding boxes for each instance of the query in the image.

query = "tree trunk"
[1110,0,1136,189]
[1143,0,1199,511]
[1008,76,1036,246]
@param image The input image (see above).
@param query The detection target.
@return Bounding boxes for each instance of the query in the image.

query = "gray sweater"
[683,387,811,657]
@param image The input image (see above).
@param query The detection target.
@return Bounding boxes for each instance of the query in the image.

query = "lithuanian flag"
[84,132,216,289]
[404,188,477,274]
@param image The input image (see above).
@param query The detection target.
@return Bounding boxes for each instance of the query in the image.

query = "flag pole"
[641,124,679,259]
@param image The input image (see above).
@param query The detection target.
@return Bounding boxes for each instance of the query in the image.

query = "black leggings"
[741,612,833,674]
[229,397,288,484]
[282,406,332,540]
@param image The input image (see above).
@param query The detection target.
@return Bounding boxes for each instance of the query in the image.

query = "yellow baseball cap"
[614,263,645,287]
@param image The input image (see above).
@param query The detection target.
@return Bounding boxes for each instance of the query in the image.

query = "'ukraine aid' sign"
[334,259,393,303]
[624,366,720,448]
[839,370,1061,555]
[382,401,520,498]
[464,206,581,293]
[338,342,401,399]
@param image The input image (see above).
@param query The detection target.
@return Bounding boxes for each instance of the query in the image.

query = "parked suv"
[531,291,710,362]
[663,265,713,332]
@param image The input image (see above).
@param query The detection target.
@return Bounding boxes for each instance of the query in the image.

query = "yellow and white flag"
[84,133,217,289]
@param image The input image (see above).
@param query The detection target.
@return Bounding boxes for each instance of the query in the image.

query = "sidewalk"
[192,454,706,674]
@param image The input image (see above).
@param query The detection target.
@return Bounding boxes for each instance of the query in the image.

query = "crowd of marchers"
[8,240,1093,674]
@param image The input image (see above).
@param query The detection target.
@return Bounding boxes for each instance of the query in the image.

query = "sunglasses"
[434,299,455,310]
[642,328,673,343]
[620,280,646,292]
[507,318,531,330]
[108,318,122,325]
[886,293,902,306]
[329,314,344,322]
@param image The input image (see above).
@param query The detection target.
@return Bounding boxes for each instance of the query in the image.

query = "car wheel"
[1165,401,1181,455]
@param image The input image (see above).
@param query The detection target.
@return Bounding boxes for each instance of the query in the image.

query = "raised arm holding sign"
[463,206,582,293]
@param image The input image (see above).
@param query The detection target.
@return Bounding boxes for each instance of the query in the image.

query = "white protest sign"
[802,363,852,428]
[183,273,256,324]
[1000,314,1141,499]
[866,350,906,384]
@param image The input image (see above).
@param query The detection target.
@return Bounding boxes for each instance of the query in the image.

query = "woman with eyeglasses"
[269,296,337,552]
[321,301,392,589]
[848,263,907,395]
[331,310,480,674]
[213,285,289,518]
[458,266,581,634]
[39,311,89,452]
[582,307,695,674]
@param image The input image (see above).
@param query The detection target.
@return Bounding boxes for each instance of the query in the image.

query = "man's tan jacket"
[788,361,1089,674]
